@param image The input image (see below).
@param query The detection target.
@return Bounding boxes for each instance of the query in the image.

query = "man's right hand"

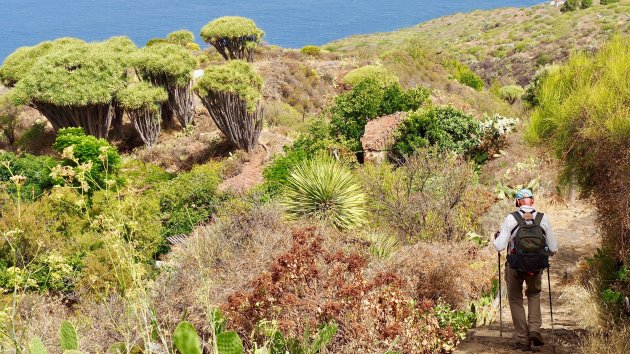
[494,231,500,240]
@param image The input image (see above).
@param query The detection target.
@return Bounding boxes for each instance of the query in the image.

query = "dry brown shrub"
[360,152,493,243]
[382,242,494,307]
[152,201,292,333]
[221,227,465,353]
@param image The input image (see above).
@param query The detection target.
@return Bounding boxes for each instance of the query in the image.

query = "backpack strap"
[510,210,527,235]
[534,212,547,235]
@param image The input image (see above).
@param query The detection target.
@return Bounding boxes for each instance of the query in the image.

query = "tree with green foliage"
[393,105,481,157]
[200,16,265,62]
[167,29,195,46]
[117,82,168,147]
[0,37,85,87]
[195,61,264,151]
[342,65,399,87]
[147,30,200,51]
[133,43,197,128]
[331,78,431,152]
[8,39,133,138]
[526,36,629,273]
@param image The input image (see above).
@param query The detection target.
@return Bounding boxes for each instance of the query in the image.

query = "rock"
[360,112,407,163]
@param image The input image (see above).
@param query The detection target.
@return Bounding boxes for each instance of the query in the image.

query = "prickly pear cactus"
[173,321,202,354]
[28,337,48,354]
[216,331,243,354]
[59,321,78,351]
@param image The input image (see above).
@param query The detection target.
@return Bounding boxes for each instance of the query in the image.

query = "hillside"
[0,5,627,354]
[326,1,630,85]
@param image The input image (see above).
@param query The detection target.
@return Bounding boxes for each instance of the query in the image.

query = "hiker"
[494,188,558,351]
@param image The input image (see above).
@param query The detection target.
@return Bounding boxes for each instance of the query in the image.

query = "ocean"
[0,0,542,61]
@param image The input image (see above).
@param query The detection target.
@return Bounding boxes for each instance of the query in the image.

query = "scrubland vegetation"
[0,3,628,354]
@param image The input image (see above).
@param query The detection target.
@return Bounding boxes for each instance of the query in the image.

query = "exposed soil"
[218,129,291,194]
[456,199,598,354]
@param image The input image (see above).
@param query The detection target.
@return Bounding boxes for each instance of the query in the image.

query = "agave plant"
[283,155,366,229]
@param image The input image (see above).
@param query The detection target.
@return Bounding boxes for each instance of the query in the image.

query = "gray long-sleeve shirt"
[493,205,558,253]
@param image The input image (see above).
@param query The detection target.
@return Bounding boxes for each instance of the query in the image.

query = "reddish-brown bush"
[221,227,465,353]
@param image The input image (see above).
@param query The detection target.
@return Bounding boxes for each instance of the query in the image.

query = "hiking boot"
[529,331,544,346]
[513,342,531,351]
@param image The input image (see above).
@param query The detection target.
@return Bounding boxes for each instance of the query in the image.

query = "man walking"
[494,188,558,351]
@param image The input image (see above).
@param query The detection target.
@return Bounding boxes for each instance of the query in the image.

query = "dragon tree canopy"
[200,16,265,62]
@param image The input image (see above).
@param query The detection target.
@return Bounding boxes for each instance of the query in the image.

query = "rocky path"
[456,200,598,354]
[218,130,291,194]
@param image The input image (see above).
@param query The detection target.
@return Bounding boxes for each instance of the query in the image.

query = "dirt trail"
[456,199,598,354]
[218,130,291,194]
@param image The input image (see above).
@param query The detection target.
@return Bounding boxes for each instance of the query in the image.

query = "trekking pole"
[498,251,503,337]
[547,266,556,354]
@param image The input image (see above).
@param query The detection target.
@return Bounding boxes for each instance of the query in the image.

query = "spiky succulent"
[283,155,366,229]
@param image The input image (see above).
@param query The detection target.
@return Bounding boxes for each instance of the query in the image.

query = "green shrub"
[283,155,366,229]
[342,65,399,87]
[16,119,47,151]
[581,0,593,9]
[535,53,552,67]
[52,127,122,191]
[434,302,477,339]
[600,0,619,5]
[561,0,581,12]
[330,78,430,151]
[497,85,525,104]
[523,65,560,107]
[393,105,481,157]
[263,120,345,194]
[121,160,174,189]
[300,45,322,56]
[0,151,58,200]
[526,36,630,303]
[155,163,222,238]
[359,148,478,241]
[444,59,484,91]
[264,100,302,127]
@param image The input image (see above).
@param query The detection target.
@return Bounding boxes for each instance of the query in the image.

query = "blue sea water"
[0,0,542,62]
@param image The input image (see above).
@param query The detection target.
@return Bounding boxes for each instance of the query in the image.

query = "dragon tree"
[133,43,197,128]
[0,37,85,87]
[117,82,168,147]
[200,16,264,62]
[195,61,264,151]
[6,39,133,138]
